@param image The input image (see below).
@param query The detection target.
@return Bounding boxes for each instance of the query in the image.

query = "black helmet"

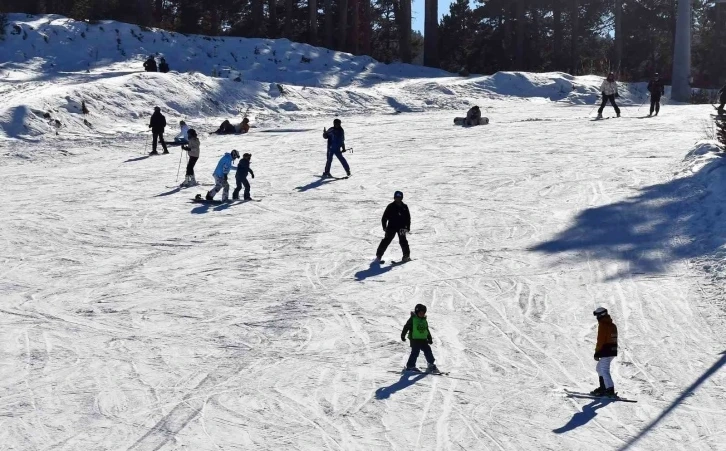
[187,129,197,138]
[154,106,161,112]
[414,304,427,315]
[593,307,609,319]
[394,190,403,199]
[333,118,341,125]
[243,152,251,158]
[231,149,240,159]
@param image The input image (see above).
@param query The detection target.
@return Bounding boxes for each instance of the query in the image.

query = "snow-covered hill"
[1,14,659,145]
[2,12,726,451]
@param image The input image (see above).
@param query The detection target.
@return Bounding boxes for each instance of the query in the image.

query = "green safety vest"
[410,316,429,340]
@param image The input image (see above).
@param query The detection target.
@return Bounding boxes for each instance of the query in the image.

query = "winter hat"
[394,191,404,199]
[593,307,609,319]
[243,153,251,158]
[414,304,427,315]
[187,129,197,138]
[154,106,161,112]
[333,118,341,125]
[231,149,240,159]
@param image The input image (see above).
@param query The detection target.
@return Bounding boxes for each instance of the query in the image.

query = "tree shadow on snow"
[531,145,726,280]
[618,351,726,450]
[375,372,428,400]
[552,398,613,434]
[354,262,394,281]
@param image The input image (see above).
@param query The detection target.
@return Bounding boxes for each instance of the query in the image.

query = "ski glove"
[427,337,433,345]
[401,335,407,342]
[594,353,600,361]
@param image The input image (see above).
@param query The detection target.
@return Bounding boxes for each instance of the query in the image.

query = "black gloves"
[427,337,433,345]
[401,335,406,342]
[594,353,600,361]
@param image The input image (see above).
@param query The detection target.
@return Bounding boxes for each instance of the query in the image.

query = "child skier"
[597,72,621,119]
[401,304,439,373]
[205,149,240,202]
[233,153,255,200]
[181,129,199,187]
[322,118,350,178]
[375,191,411,263]
[591,307,618,397]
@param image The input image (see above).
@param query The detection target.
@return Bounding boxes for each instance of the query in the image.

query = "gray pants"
[208,175,229,200]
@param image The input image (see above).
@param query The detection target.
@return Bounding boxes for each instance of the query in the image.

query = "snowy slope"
[2,13,726,451]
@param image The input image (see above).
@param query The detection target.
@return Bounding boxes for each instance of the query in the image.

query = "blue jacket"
[236,159,254,181]
[324,127,345,152]
[213,153,234,178]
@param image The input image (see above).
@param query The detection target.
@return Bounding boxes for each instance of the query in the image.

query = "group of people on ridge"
[144,55,170,73]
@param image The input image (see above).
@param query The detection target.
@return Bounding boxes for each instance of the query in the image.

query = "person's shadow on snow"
[123,155,150,163]
[375,372,428,400]
[354,262,393,281]
[295,178,336,192]
[552,398,613,434]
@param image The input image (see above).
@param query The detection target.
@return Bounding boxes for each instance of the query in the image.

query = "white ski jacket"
[186,137,200,158]
[600,80,619,97]
[176,124,190,141]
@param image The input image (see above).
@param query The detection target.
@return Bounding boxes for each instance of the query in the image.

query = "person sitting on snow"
[158,57,170,73]
[143,56,157,72]
[239,118,250,134]
[465,106,482,126]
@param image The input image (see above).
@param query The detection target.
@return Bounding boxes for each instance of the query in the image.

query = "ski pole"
[637,94,649,113]
[176,148,184,182]
[144,131,151,154]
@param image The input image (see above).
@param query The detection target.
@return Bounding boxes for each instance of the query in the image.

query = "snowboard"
[564,389,637,403]
[454,117,489,126]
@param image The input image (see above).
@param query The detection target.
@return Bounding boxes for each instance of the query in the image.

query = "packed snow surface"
[2,13,726,451]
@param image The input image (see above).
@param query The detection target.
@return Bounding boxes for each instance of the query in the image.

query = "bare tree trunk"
[269,0,278,37]
[284,0,293,38]
[252,0,264,36]
[515,0,525,70]
[361,0,372,55]
[154,0,163,26]
[614,0,622,74]
[309,0,318,44]
[423,0,438,67]
[570,0,579,75]
[553,0,562,71]
[398,0,412,63]
[324,0,333,48]
[351,0,359,54]
[339,0,349,50]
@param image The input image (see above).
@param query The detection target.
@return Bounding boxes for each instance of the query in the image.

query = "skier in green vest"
[400,304,440,373]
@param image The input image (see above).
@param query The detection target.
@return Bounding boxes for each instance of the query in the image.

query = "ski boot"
[244,196,252,201]
[401,255,412,263]
[427,363,440,373]
[346,170,351,177]
[404,366,421,373]
[321,172,331,178]
[205,192,214,201]
[616,112,621,118]
[596,113,603,119]
[162,150,170,155]
[149,150,159,156]
[603,387,617,398]
[590,377,606,396]
[189,176,197,186]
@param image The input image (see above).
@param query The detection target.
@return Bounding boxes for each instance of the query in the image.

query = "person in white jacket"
[181,129,200,187]
[597,72,621,119]
[174,120,190,145]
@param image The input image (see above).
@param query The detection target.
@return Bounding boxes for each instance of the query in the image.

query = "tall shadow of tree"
[532,148,726,280]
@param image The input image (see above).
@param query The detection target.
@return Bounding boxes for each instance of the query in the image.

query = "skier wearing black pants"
[181,129,199,187]
[375,191,411,263]
[401,304,439,373]
[597,72,621,119]
[647,73,665,116]
[148,106,168,155]
[233,153,255,200]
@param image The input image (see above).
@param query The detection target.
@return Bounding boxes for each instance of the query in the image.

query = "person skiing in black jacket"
[143,56,157,72]
[158,57,170,73]
[148,106,168,155]
[718,83,726,116]
[401,304,439,373]
[375,191,411,263]
[647,73,666,116]
[233,153,255,200]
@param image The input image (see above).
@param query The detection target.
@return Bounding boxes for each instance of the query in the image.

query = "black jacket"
[159,61,170,73]
[149,111,166,133]
[401,313,433,345]
[236,159,254,181]
[647,79,665,97]
[143,58,157,72]
[382,201,410,231]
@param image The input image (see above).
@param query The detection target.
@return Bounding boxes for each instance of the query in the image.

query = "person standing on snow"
[205,150,240,202]
[375,191,411,263]
[401,304,439,373]
[647,73,666,117]
[181,129,200,187]
[143,56,157,72]
[158,57,170,73]
[322,119,351,178]
[591,307,618,398]
[597,72,621,119]
[718,82,726,116]
[148,106,169,155]
[233,153,255,200]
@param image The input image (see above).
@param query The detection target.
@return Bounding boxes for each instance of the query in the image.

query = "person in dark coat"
[148,106,168,155]
[322,119,350,178]
[647,73,666,116]
[465,106,482,126]
[718,83,726,116]
[375,191,411,263]
[143,56,157,72]
[233,153,255,200]
[158,57,170,73]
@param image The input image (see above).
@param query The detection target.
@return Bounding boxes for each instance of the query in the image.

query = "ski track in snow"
[1,24,726,448]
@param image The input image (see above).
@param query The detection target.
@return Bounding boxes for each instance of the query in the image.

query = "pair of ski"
[564,389,637,403]
[393,368,450,377]
[192,194,260,205]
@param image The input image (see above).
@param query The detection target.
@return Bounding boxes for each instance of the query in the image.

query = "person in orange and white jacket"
[591,307,618,397]
[597,72,621,119]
